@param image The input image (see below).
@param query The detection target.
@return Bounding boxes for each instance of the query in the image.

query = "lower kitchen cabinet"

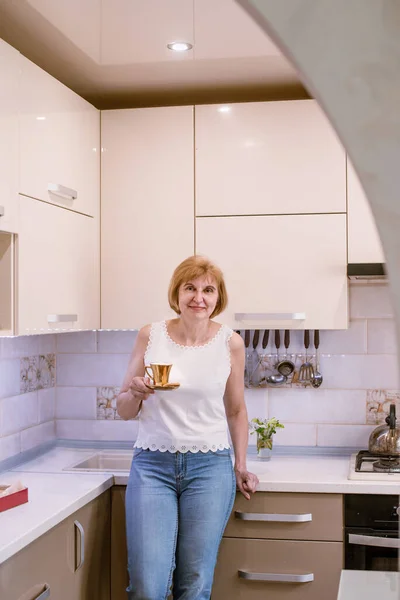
[0,491,110,600]
[211,491,344,600]
[17,195,100,334]
[111,486,129,600]
[211,537,343,600]
[72,490,111,600]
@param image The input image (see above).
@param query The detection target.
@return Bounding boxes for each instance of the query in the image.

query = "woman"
[117,255,258,600]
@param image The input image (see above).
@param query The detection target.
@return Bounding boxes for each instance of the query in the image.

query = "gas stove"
[348,450,400,481]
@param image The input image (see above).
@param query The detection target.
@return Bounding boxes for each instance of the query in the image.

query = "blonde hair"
[168,256,228,318]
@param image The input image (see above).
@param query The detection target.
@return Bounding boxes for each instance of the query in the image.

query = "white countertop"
[0,470,113,564]
[338,570,400,600]
[8,446,400,493]
[1,445,400,566]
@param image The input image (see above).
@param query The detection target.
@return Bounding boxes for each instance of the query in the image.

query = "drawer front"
[212,538,343,600]
[224,492,343,541]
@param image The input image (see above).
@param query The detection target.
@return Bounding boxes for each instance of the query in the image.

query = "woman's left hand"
[235,468,259,500]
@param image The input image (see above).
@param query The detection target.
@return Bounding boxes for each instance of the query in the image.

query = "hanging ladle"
[266,330,287,386]
[276,330,295,377]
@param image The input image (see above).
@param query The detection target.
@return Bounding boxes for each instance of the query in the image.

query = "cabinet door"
[17,195,100,334]
[0,510,74,600]
[111,487,128,600]
[347,158,385,263]
[101,106,194,329]
[196,214,348,329]
[0,39,19,233]
[212,538,343,600]
[195,100,346,216]
[19,56,100,217]
[71,491,110,600]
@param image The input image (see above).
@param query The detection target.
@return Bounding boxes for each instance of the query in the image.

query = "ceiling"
[0,0,309,109]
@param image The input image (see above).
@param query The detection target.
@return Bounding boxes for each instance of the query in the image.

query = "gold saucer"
[146,382,180,391]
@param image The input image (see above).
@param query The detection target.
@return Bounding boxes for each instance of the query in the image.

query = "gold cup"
[145,363,172,386]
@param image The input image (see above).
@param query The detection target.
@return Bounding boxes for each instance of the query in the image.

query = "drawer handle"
[48,183,77,200]
[47,314,78,323]
[0,205,4,217]
[239,570,314,583]
[19,584,50,600]
[234,312,306,321]
[35,585,50,599]
[235,511,312,522]
[348,534,400,549]
[74,520,85,571]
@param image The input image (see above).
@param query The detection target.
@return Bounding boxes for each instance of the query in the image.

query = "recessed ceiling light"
[36,116,46,120]
[217,106,231,113]
[167,42,193,52]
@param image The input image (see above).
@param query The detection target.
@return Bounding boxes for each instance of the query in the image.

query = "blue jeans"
[125,448,236,600]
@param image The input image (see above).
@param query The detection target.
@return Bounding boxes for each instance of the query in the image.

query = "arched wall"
[237,0,400,368]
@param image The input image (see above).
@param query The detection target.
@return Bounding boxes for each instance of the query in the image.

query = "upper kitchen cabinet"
[347,157,385,263]
[101,106,194,329]
[18,55,100,217]
[17,195,100,334]
[195,100,346,216]
[196,214,348,329]
[0,39,19,233]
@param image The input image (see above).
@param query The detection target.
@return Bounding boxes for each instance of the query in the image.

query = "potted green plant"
[249,417,284,459]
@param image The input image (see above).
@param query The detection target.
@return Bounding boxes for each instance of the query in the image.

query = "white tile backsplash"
[20,421,56,452]
[38,388,56,423]
[0,392,38,436]
[268,388,367,424]
[273,423,317,446]
[0,358,21,399]
[321,321,367,354]
[319,354,399,389]
[97,330,137,354]
[367,319,398,354]
[56,353,129,386]
[0,284,400,458]
[56,419,138,441]
[317,424,376,447]
[56,387,97,420]
[350,284,394,319]
[0,433,21,461]
[244,388,269,423]
[57,331,97,354]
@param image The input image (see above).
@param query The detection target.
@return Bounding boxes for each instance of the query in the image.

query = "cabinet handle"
[348,534,400,549]
[238,570,314,583]
[74,520,85,571]
[48,183,77,200]
[0,205,4,217]
[47,314,78,323]
[234,313,306,321]
[35,585,50,599]
[235,511,312,522]
[19,584,50,600]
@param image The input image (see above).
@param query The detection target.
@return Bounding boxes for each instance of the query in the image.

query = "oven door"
[345,527,400,571]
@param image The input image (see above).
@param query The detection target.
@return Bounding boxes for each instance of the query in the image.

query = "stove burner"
[355,449,400,473]
[373,457,400,473]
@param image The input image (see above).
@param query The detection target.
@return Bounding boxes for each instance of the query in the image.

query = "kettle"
[368,403,400,456]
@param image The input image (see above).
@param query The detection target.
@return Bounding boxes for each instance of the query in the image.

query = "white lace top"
[134,320,233,453]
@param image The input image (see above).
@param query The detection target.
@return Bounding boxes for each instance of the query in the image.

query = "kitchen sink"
[65,451,133,472]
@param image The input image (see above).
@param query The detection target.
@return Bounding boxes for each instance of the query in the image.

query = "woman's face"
[178,275,219,321]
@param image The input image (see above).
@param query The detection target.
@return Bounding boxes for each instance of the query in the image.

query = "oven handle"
[348,534,400,549]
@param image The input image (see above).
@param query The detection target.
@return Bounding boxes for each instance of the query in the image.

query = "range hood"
[347,263,387,281]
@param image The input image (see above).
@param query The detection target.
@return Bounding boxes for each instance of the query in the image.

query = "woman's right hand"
[128,376,155,402]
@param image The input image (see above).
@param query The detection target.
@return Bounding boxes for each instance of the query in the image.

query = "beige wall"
[237,0,400,374]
